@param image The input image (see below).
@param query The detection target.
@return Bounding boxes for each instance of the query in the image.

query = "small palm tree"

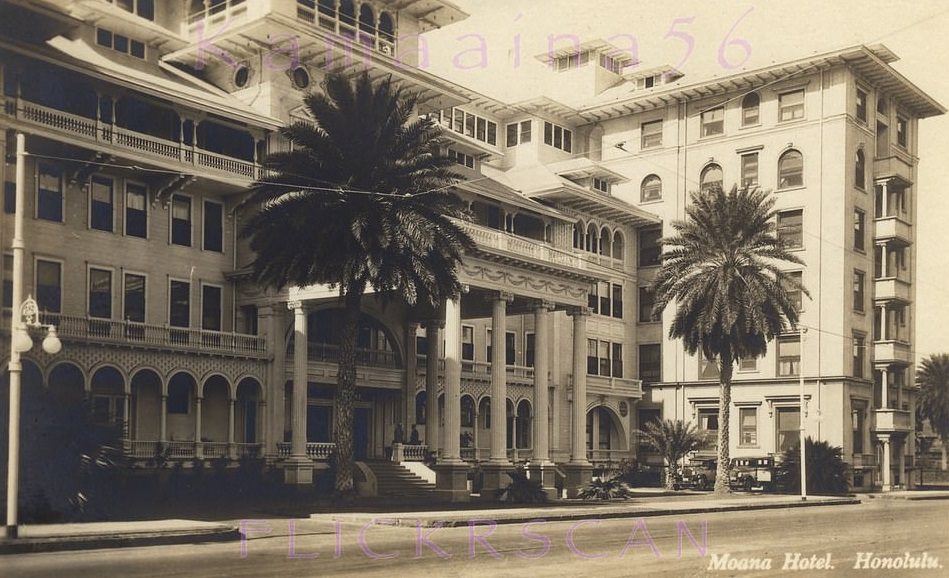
[242,72,474,498]
[775,437,850,494]
[578,475,634,500]
[637,419,707,490]
[652,185,809,493]
[917,354,949,470]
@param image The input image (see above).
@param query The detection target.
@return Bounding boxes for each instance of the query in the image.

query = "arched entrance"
[236,377,263,450]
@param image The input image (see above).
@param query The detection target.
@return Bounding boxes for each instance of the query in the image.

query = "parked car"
[688,459,717,490]
[729,456,775,491]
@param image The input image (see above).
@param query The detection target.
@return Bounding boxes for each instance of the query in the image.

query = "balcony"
[287,342,404,389]
[587,374,643,399]
[873,341,912,365]
[873,408,912,434]
[277,442,335,460]
[873,154,914,186]
[124,440,263,460]
[415,355,535,387]
[3,311,266,357]
[874,277,912,303]
[1,97,262,182]
[874,217,913,243]
[457,220,585,271]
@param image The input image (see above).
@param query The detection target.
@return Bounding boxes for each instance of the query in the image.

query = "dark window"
[171,195,191,246]
[897,116,908,147]
[855,149,866,190]
[700,163,723,192]
[167,379,190,414]
[854,209,866,251]
[612,342,623,378]
[124,273,145,323]
[88,268,112,319]
[639,286,655,322]
[856,89,868,123]
[777,210,803,249]
[701,107,724,137]
[125,183,147,238]
[525,333,535,368]
[169,280,190,327]
[130,40,145,59]
[777,337,800,377]
[598,281,610,316]
[505,331,515,366]
[853,333,865,378]
[784,271,803,314]
[638,228,662,267]
[37,163,63,222]
[741,153,759,188]
[506,123,518,147]
[778,150,804,189]
[461,326,474,361]
[853,270,865,312]
[36,259,62,313]
[2,254,12,308]
[741,93,760,126]
[4,180,14,214]
[96,28,113,48]
[587,339,598,375]
[639,344,661,382]
[90,176,114,232]
[611,283,623,319]
[202,284,222,331]
[203,200,224,252]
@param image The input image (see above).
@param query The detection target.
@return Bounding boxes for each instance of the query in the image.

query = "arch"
[91,365,125,396]
[201,374,230,442]
[478,396,491,429]
[599,226,611,257]
[338,0,356,35]
[641,174,662,202]
[358,3,375,46]
[461,394,476,428]
[201,374,230,399]
[130,369,162,440]
[573,221,585,249]
[741,92,760,126]
[305,308,404,368]
[236,376,263,400]
[700,163,723,193]
[378,11,395,43]
[585,404,629,452]
[236,377,263,444]
[855,148,866,190]
[167,371,197,415]
[777,149,804,189]
[47,362,85,405]
[516,399,532,449]
[415,390,427,425]
[612,230,625,261]
[585,222,598,253]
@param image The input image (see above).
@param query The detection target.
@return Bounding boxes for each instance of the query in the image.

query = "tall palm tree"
[651,185,808,493]
[637,419,707,490]
[917,353,949,470]
[241,72,474,497]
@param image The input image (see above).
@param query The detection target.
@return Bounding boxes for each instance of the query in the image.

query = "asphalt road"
[5,499,948,577]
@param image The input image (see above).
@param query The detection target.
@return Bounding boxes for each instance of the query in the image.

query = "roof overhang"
[548,157,630,184]
[455,178,571,222]
[526,178,661,228]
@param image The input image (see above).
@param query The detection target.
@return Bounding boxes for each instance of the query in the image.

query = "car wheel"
[742,477,753,492]
[673,483,681,491]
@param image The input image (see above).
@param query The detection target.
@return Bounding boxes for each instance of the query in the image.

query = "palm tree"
[651,185,808,493]
[241,72,474,497]
[917,353,949,470]
[637,419,707,490]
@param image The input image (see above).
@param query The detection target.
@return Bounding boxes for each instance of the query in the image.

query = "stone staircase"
[362,460,438,499]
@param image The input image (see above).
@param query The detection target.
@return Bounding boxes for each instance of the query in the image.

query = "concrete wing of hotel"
[0,0,943,499]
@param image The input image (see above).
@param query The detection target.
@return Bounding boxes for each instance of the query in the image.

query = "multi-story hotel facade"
[0,1,942,499]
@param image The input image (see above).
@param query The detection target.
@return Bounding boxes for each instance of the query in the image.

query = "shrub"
[775,437,850,494]
[495,467,547,503]
[578,475,634,501]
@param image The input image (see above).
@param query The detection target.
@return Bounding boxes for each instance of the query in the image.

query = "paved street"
[5,499,948,577]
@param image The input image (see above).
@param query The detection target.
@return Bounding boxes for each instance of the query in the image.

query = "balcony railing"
[276,442,336,460]
[289,342,401,368]
[587,449,629,467]
[873,408,913,433]
[2,97,262,181]
[2,311,267,357]
[415,355,536,385]
[587,374,643,398]
[456,220,584,270]
[402,444,428,461]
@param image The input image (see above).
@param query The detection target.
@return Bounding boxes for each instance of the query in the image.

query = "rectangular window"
[3,254,13,308]
[611,342,623,378]
[739,357,757,372]
[587,339,598,375]
[641,120,662,149]
[36,259,62,313]
[611,283,623,319]
[487,121,497,146]
[856,88,868,123]
[123,273,146,323]
[201,284,222,331]
[171,195,191,246]
[543,121,572,152]
[169,280,190,327]
[698,408,719,438]
[777,210,803,249]
[699,356,720,380]
[638,286,655,322]
[505,331,515,366]
[779,90,805,122]
[203,200,224,252]
[525,332,535,368]
[598,281,610,317]
[639,344,661,382]
[896,116,908,147]
[739,407,757,446]
[592,177,611,193]
[853,333,865,378]
[37,163,63,222]
[853,270,865,312]
[506,123,518,147]
[464,113,475,138]
[741,153,759,188]
[853,209,865,251]
[588,283,599,314]
[776,407,800,452]
[448,148,475,169]
[506,120,531,146]
[4,179,14,214]
[461,325,474,361]
[700,107,724,137]
[852,400,866,453]
[125,183,148,238]
[777,336,800,376]
[638,228,662,267]
[485,328,492,362]
[96,27,145,59]
[784,271,803,313]
[599,339,611,376]
[88,268,112,319]
[90,176,114,232]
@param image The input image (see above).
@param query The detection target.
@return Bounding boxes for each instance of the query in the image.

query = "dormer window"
[543,121,572,153]
[446,109,497,146]
[506,120,532,147]
[447,148,475,169]
[592,177,611,194]
[96,28,145,59]
[555,51,590,71]
[113,0,155,20]
[598,53,623,74]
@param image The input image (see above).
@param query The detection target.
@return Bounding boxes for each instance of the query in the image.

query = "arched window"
[777,149,804,189]
[415,391,426,425]
[641,174,662,202]
[586,223,598,253]
[612,230,625,261]
[599,226,611,256]
[855,149,866,190]
[378,11,395,45]
[573,222,584,249]
[741,92,760,126]
[700,163,723,193]
[358,4,374,46]
[461,396,475,428]
[338,0,356,38]
[317,0,336,30]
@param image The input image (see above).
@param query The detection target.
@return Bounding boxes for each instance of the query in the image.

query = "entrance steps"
[362,460,438,499]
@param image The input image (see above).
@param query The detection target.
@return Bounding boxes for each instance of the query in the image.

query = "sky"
[421,0,949,359]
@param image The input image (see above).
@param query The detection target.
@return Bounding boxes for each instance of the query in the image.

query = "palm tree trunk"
[941,443,947,471]
[713,352,734,494]
[333,288,362,497]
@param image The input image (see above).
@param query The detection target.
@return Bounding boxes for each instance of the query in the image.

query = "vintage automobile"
[671,458,717,490]
[728,456,776,491]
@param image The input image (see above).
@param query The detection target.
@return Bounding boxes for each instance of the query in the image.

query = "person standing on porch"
[409,424,419,445]
[394,422,404,445]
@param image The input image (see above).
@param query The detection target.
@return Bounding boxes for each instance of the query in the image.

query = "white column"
[881,182,889,216]
[570,307,591,465]
[290,302,308,458]
[591,406,601,461]
[194,396,203,458]
[881,437,892,491]
[489,292,513,463]
[227,398,235,458]
[533,302,552,464]
[442,298,463,462]
[881,368,889,408]
[881,243,889,277]
[122,395,131,439]
[881,303,889,340]
[160,395,168,442]
[425,321,441,452]
[898,442,906,488]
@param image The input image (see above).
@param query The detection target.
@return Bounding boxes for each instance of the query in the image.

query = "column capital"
[423,319,445,329]
[485,291,514,304]
[533,299,556,312]
[287,300,306,312]
[568,306,591,318]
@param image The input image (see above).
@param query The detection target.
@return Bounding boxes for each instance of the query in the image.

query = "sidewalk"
[0,519,240,555]
[865,488,949,500]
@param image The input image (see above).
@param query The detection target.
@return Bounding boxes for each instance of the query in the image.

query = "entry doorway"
[354,407,371,460]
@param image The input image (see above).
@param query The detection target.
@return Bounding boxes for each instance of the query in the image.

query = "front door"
[354,407,371,460]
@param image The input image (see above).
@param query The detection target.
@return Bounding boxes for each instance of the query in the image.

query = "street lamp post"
[5,133,63,539]
[799,326,807,501]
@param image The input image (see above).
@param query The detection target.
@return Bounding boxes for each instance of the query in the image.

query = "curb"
[0,525,241,556]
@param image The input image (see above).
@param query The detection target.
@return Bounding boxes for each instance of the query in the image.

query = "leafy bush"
[775,437,850,494]
[495,467,547,503]
[578,475,633,501]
